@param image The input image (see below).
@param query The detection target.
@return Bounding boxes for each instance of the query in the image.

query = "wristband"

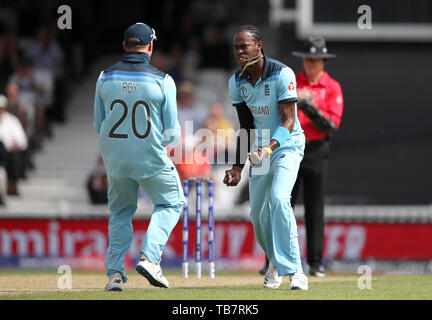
[271,126,291,145]
[263,147,273,157]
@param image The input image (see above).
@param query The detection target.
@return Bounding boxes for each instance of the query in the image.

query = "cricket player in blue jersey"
[223,25,308,290]
[93,23,185,291]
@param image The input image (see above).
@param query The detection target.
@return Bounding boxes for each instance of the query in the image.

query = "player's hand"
[248,147,271,166]
[223,167,242,187]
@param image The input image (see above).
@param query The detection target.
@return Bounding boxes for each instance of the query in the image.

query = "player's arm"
[248,101,296,165]
[249,67,298,164]
[223,76,254,187]
[223,102,254,186]
[234,102,254,169]
[270,100,296,149]
[271,67,298,151]
[93,72,105,134]
[161,75,181,147]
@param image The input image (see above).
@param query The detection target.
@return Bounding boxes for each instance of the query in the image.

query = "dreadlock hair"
[234,25,264,55]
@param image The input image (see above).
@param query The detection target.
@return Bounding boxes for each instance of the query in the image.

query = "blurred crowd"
[0,23,68,205]
[0,0,240,206]
[0,1,88,205]
[89,0,238,204]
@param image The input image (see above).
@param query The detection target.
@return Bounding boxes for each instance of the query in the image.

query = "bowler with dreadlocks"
[223,25,308,290]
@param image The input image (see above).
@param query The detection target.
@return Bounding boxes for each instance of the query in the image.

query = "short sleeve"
[93,71,105,134]
[229,74,243,105]
[277,67,298,103]
[161,75,181,147]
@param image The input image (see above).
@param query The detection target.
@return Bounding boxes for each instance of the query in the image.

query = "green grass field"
[0,269,431,300]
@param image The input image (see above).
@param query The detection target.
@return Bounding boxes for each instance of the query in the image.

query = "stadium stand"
[0,0,431,274]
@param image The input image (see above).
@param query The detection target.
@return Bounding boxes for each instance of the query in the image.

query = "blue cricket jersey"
[93,51,181,179]
[229,57,303,150]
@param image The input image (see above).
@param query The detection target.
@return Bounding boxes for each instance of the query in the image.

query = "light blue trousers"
[249,134,305,276]
[105,165,185,282]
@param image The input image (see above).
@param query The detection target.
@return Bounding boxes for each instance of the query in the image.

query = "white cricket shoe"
[136,256,169,288]
[104,272,123,291]
[263,262,283,289]
[289,272,309,290]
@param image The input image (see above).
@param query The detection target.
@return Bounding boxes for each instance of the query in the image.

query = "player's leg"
[268,136,305,277]
[249,165,272,257]
[249,164,285,288]
[138,165,186,263]
[135,165,186,288]
[258,162,303,275]
[105,176,139,284]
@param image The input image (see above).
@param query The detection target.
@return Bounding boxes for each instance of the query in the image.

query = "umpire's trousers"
[291,137,331,269]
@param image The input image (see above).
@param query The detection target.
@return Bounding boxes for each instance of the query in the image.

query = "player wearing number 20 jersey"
[93,51,180,178]
[94,23,185,290]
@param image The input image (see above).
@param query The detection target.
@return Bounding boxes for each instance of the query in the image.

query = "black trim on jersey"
[234,102,254,168]
[279,97,298,104]
[103,51,166,78]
